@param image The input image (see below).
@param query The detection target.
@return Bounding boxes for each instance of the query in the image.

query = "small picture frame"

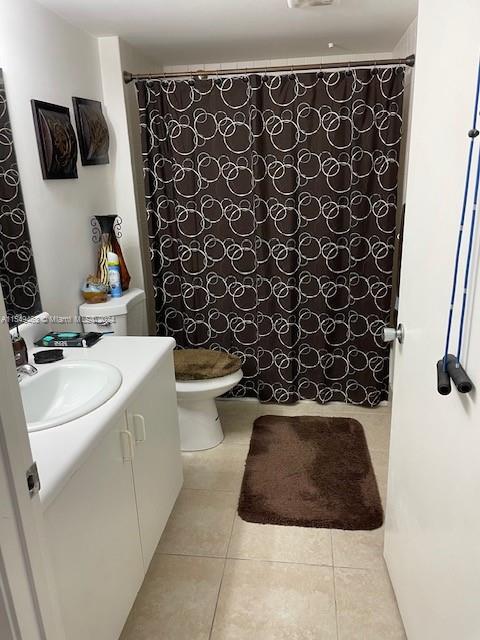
[31,100,78,179]
[72,97,110,166]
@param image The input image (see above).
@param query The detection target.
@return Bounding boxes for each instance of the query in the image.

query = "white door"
[0,294,65,639]
[127,351,183,568]
[384,2,480,639]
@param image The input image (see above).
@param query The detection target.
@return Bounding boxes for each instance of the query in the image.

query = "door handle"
[383,323,404,344]
[120,429,135,461]
[129,413,146,443]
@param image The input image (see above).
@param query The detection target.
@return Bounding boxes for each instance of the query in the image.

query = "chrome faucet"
[17,363,38,382]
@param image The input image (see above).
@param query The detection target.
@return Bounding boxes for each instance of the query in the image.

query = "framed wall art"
[31,99,78,179]
[72,97,109,166]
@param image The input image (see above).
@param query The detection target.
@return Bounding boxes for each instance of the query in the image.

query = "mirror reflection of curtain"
[0,69,41,326]
[136,69,404,406]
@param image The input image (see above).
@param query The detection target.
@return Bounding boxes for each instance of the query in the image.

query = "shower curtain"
[136,68,404,406]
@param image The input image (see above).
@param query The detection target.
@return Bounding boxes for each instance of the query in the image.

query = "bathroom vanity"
[27,336,183,640]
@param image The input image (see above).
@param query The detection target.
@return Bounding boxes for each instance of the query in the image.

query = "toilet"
[174,349,243,451]
[79,291,243,451]
[79,288,148,336]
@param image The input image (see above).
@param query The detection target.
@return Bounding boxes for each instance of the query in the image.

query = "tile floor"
[121,400,406,640]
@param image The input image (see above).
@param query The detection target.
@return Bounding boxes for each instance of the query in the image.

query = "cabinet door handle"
[120,429,135,461]
[131,414,146,444]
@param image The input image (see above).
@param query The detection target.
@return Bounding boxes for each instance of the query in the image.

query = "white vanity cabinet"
[44,413,144,640]
[43,355,183,640]
[126,350,183,568]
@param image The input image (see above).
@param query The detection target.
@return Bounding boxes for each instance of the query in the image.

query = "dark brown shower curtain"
[136,68,404,406]
[0,69,41,325]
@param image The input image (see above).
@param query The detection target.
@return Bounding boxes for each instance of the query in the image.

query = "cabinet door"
[127,350,183,568]
[44,415,144,640]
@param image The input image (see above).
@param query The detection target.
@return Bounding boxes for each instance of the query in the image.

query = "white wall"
[388,17,418,388]
[0,0,117,326]
[393,18,418,203]
[160,51,396,75]
[384,0,480,637]
[98,37,156,333]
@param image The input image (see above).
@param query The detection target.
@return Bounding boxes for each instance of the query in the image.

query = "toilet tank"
[78,288,147,336]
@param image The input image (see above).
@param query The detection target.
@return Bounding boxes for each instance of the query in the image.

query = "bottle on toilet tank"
[107,251,122,298]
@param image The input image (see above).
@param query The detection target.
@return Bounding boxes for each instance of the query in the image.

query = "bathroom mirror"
[0,68,42,327]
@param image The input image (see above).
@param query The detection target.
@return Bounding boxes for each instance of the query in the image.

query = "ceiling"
[35,0,417,65]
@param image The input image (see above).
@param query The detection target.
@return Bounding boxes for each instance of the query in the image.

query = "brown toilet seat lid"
[173,348,242,381]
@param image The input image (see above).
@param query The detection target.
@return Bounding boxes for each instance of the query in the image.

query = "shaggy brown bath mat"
[238,415,383,530]
[174,348,242,381]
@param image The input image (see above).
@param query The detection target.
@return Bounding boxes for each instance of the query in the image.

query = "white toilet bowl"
[176,369,243,451]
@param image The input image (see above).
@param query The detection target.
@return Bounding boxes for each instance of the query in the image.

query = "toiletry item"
[34,349,64,364]
[35,331,105,348]
[107,251,122,298]
[81,274,108,304]
[94,215,131,291]
[12,328,28,366]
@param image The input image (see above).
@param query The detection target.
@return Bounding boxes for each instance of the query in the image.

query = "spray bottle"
[107,251,122,298]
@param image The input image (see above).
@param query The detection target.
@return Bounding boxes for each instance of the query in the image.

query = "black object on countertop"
[34,349,64,364]
[35,331,104,348]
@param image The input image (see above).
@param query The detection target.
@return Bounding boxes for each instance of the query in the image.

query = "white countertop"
[28,336,175,511]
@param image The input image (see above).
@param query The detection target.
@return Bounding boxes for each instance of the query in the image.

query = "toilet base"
[177,397,224,451]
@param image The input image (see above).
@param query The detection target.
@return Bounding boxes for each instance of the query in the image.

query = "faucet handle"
[17,363,38,381]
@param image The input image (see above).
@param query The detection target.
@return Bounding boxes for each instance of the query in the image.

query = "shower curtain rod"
[123,54,415,84]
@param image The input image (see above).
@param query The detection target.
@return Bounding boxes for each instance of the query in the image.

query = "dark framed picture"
[72,97,109,166]
[31,100,78,179]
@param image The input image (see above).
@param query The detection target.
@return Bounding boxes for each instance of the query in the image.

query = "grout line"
[179,487,239,495]
[330,526,340,638]
[208,502,237,639]
[208,556,227,640]
[181,486,242,494]
[224,516,237,560]
[157,549,336,569]
[156,550,227,560]
[219,555,334,569]
[333,563,387,571]
[332,562,340,640]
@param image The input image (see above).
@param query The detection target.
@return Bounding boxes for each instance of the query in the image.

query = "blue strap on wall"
[442,61,480,373]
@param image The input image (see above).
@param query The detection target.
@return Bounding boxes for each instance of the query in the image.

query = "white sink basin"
[20,360,122,432]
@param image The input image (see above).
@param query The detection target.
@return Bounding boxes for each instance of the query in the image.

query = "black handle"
[436,359,452,395]
[445,354,473,394]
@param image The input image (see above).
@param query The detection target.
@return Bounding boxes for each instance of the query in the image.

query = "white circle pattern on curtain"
[0,70,41,325]
[136,68,404,406]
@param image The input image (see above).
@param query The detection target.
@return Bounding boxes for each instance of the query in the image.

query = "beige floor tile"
[217,400,258,445]
[157,489,237,557]
[369,449,389,507]
[228,515,332,566]
[211,559,337,640]
[356,413,391,452]
[222,422,255,446]
[120,554,224,640]
[257,401,390,421]
[217,399,260,413]
[335,566,406,640]
[257,400,347,417]
[182,444,249,492]
[332,527,385,570]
